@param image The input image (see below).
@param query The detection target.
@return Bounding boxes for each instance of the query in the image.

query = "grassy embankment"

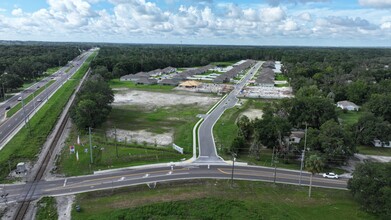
[0,52,95,182]
[58,102,213,176]
[6,80,55,117]
[71,180,375,220]
[36,197,58,220]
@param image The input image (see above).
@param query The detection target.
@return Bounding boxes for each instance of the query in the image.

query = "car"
[37,98,42,102]
[323,172,339,179]
[17,97,22,101]
[36,85,40,89]
[5,106,11,110]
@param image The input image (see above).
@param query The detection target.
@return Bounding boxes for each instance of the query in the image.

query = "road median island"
[0,53,95,182]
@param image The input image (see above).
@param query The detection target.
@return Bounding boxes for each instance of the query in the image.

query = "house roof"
[290,131,305,139]
[179,80,201,87]
[337,100,359,108]
[136,78,157,84]
[158,78,180,86]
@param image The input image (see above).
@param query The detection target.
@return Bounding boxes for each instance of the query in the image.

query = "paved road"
[196,61,263,163]
[1,164,348,204]
[0,50,95,149]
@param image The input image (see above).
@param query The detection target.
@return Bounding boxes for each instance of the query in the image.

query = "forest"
[0,42,91,97]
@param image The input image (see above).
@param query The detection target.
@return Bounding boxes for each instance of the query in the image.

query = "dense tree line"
[0,42,92,98]
[70,74,114,129]
[348,162,391,219]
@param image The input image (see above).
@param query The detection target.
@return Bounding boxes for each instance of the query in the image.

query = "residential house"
[337,101,360,111]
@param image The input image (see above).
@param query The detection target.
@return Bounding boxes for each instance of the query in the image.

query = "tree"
[367,93,391,123]
[354,113,391,145]
[305,154,324,198]
[317,120,355,164]
[348,162,391,218]
[346,80,369,105]
[0,73,23,91]
[289,96,337,129]
[70,74,114,129]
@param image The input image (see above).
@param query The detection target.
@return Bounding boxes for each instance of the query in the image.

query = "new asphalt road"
[1,164,348,204]
[196,61,263,163]
[0,50,95,149]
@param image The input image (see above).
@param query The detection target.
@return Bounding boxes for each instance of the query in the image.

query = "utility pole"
[299,123,308,185]
[114,126,118,158]
[231,153,236,187]
[2,83,5,101]
[89,127,93,164]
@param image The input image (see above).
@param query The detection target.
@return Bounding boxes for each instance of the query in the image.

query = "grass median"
[0,53,95,182]
[6,80,55,118]
[71,179,375,220]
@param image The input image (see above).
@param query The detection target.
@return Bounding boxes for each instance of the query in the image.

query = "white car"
[323,172,339,179]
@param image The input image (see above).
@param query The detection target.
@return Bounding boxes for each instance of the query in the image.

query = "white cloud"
[299,12,312,21]
[381,21,391,29]
[359,0,391,8]
[11,8,23,16]
[261,7,286,22]
[0,0,389,46]
[267,0,330,6]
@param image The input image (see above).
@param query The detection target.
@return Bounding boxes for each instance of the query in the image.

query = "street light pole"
[231,153,236,187]
[299,123,308,185]
[89,127,93,164]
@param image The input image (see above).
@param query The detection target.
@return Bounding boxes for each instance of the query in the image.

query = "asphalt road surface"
[0,164,348,204]
[0,50,95,149]
[196,61,263,163]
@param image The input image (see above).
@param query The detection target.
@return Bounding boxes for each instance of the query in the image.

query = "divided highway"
[0,50,95,149]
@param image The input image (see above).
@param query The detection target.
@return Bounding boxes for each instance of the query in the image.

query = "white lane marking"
[63,179,67,187]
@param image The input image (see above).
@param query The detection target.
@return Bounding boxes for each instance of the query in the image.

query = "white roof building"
[337,101,360,111]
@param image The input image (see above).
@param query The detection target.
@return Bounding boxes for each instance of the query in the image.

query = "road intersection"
[1,60,349,211]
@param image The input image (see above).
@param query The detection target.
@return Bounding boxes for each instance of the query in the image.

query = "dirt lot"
[111,90,220,146]
[240,109,263,121]
[113,89,219,110]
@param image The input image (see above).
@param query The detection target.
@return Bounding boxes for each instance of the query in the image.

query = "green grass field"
[109,79,175,92]
[0,53,95,182]
[275,73,288,81]
[36,197,58,220]
[71,180,375,220]
[6,80,55,117]
[357,145,391,156]
[337,109,363,126]
[57,103,213,176]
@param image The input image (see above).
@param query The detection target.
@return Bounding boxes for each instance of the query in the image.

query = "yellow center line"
[45,168,188,192]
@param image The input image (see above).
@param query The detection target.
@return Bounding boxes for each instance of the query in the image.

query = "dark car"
[5,106,11,110]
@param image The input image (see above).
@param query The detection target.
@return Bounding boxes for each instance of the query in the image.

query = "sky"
[0,0,390,47]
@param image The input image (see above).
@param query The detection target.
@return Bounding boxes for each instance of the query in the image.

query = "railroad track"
[13,112,70,220]
[13,68,92,220]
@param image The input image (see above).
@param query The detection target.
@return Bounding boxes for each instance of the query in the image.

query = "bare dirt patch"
[110,90,220,146]
[106,129,174,146]
[113,90,219,110]
[240,109,263,121]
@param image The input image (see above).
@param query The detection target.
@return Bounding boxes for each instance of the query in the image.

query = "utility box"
[16,162,27,174]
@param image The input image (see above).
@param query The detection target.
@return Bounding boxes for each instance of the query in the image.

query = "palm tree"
[305,154,324,198]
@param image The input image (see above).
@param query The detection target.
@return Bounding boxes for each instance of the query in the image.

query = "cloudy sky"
[0,0,390,46]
